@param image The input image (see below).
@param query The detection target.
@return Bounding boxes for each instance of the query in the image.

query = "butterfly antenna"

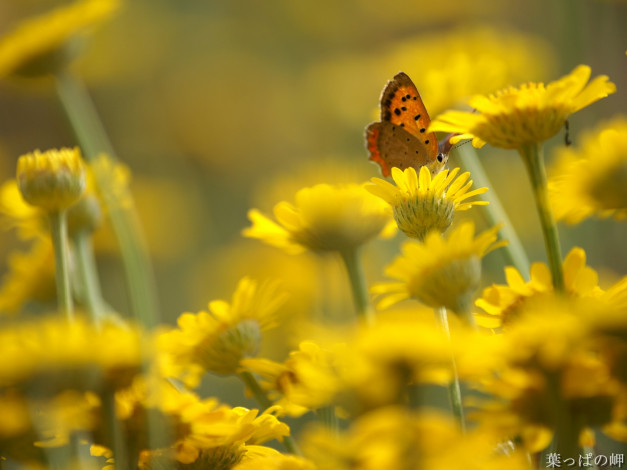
[564,120,572,146]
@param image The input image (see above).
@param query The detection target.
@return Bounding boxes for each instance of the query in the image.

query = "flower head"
[469,300,627,451]
[241,341,342,417]
[158,277,287,385]
[475,247,605,329]
[373,222,505,315]
[430,65,616,149]
[112,378,289,468]
[243,184,394,254]
[17,147,86,212]
[367,166,488,240]
[301,406,529,470]
[549,116,627,224]
[0,0,120,78]
[0,315,145,395]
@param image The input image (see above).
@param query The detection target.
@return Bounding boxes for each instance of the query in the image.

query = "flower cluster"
[0,3,625,469]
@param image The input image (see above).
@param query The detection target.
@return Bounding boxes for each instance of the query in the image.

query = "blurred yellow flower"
[367,166,488,240]
[470,300,627,451]
[243,184,394,254]
[115,377,289,468]
[17,147,86,212]
[475,247,606,329]
[430,65,616,149]
[0,315,145,395]
[0,179,46,240]
[0,0,120,78]
[341,310,453,412]
[0,238,56,315]
[158,277,287,385]
[307,26,555,128]
[373,222,505,315]
[301,406,529,470]
[233,454,317,470]
[241,341,342,417]
[549,116,627,224]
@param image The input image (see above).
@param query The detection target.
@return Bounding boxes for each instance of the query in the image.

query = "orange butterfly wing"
[367,72,440,177]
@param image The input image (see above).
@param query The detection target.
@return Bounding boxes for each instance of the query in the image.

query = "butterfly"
[366,72,452,177]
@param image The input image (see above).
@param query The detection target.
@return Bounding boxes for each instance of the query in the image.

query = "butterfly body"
[366,72,449,177]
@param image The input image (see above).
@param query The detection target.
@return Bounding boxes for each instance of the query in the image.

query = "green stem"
[54,69,159,328]
[455,144,531,279]
[434,306,466,432]
[519,143,565,292]
[316,406,338,433]
[547,373,581,465]
[49,210,74,320]
[72,232,105,324]
[102,389,129,470]
[339,248,374,325]
[239,371,302,456]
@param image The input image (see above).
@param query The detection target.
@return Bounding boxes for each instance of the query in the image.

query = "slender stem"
[547,373,581,464]
[316,406,338,433]
[48,210,74,320]
[72,232,105,324]
[455,145,531,279]
[519,143,565,292]
[434,306,466,432]
[239,371,302,456]
[54,69,159,328]
[339,248,374,325]
[102,389,129,470]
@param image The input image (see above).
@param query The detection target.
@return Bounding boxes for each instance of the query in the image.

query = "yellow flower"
[0,154,129,241]
[549,116,627,224]
[469,300,627,452]
[117,378,289,469]
[475,247,606,329]
[367,166,488,240]
[0,179,46,240]
[0,238,56,315]
[0,315,145,395]
[430,65,616,149]
[308,26,555,128]
[233,454,317,470]
[17,147,86,212]
[373,222,505,315]
[0,0,120,78]
[341,310,453,412]
[243,184,394,254]
[241,341,342,417]
[301,406,529,470]
[158,277,287,384]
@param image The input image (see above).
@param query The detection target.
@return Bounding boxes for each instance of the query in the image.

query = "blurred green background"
[0,0,626,340]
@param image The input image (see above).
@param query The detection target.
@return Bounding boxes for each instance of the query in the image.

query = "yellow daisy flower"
[0,0,120,78]
[0,153,129,241]
[475,247,609,328]
[0,315,145,394]
[113,377,289,468]
[301,406,530,470]
[430,65,616,149]
[470,300,627,454]
[243,183,394,254]
[373,222,505,317]
[241,341,342,417]
[17,147,86,213]
[549,116,627,224]
[367,166,488,240]
[158,277,287,385]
